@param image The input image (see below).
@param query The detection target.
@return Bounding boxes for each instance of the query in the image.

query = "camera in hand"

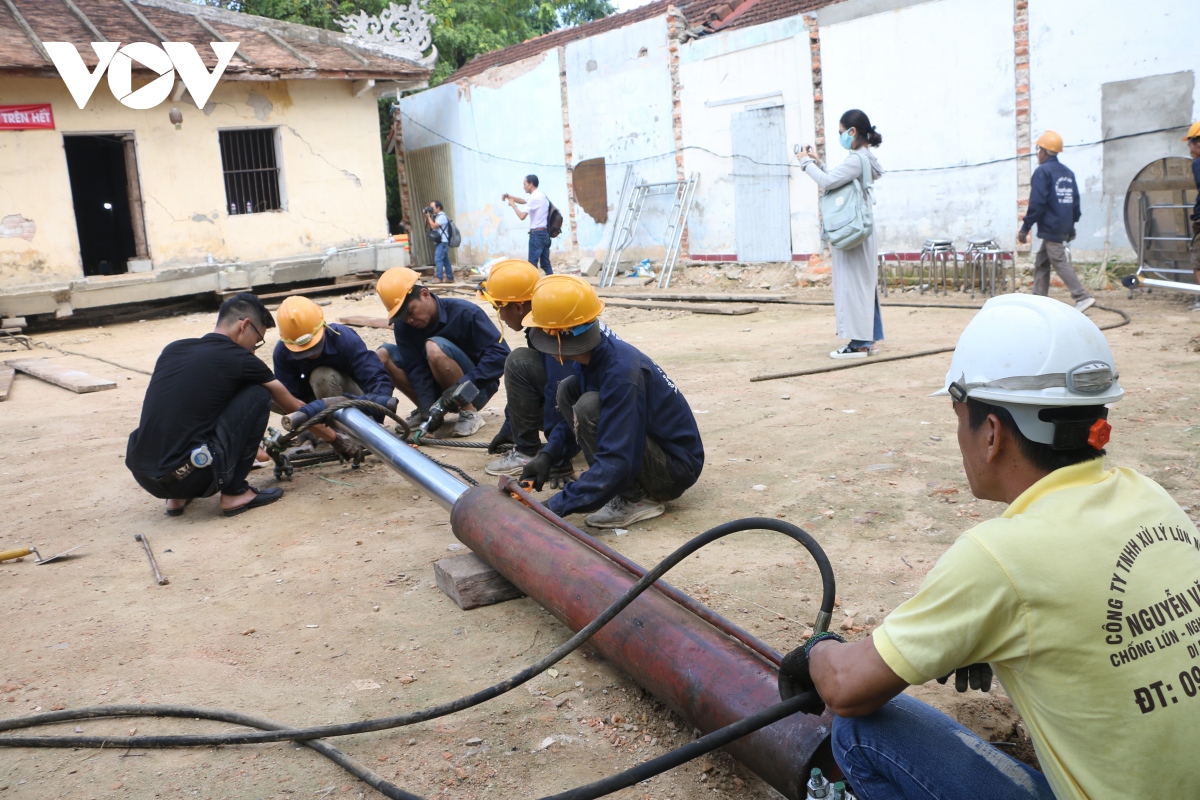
[423,205,436,216]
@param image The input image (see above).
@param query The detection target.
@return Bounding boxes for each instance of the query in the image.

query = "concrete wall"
[678,15,818,257]
[818,0,1018,252]
[565,16,676,258]
[402,51,569,266]
[0,77,390,294]
[1029,0,1199,254]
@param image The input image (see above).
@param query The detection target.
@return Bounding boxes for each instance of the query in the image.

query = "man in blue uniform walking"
[1017,130,1093,312]
[520,275,704,529]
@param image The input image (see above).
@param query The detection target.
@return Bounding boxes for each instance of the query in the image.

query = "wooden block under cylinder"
[434,553,524,610]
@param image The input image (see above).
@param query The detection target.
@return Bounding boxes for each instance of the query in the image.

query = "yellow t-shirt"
[874,459,1200,800]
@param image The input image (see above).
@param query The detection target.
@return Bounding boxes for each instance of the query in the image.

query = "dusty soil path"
[1,282,1196,799]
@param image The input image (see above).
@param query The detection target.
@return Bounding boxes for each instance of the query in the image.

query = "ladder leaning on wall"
[599,169,699,289]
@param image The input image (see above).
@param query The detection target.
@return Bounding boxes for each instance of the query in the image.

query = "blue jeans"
[528,229,552,275]
[833,694,1054,800]
[849,295,884,350]
[434,241,453,282]
[379,337,489,408]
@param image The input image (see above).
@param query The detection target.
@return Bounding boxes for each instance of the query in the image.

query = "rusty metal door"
[732,106,791,262]
[404,143,455,268]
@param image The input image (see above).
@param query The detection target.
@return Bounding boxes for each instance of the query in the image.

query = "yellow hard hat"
[1035,130,1063,154]
[479,260,541,306]
[522,275,605,331]
[278,295,327,354]
[1183,121,1200,141]
[377,267,421,321]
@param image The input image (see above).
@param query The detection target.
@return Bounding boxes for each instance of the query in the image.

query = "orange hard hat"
[377,267,421,321]
[1035,130,1063,154]
[1184,121,1200,141]
[278,295,327,354]
[521,275,605,331]
[479,259,540,306]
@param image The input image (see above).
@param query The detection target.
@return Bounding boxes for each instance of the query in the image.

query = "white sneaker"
[1191,299,1200,312]
[829,344,869,360]
[584,495,666,528]
[1075,297,1096,313]
[452,410,486,437]
[485,449,532,476]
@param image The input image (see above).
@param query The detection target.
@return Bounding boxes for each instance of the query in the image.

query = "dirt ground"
[2,271,1198,799]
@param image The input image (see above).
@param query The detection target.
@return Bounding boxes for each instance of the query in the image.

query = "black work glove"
[778,648,826,716]
[937,663,993,693]
[488,427,514,455]
[519,452,553,491]
[331,433,367,464]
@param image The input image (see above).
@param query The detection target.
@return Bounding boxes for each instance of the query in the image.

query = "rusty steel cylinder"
[450,484,834,799]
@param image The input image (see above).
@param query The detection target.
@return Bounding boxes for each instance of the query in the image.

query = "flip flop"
[165,498,193,517]
[222,487,284,517]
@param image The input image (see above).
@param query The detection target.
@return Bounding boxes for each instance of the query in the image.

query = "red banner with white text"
[0,104,55,130]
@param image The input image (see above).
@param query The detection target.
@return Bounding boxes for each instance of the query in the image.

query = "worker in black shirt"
[126,293,291,517]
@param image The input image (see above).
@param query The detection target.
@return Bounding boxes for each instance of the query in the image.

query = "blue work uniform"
[391,296,510,411]
[546,330,704,517]
[496,330,581,464]
[1020,155,1080,243]
[272,322,392,402]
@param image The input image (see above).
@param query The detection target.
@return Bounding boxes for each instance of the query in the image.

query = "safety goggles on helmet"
[947,360,1118,404]
[282,320,339,354]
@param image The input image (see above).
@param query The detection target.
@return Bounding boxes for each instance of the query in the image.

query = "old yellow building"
[0,0,433,318]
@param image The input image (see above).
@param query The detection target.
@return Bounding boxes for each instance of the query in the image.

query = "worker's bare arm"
[808,636,909,717]
[263,379,337,443]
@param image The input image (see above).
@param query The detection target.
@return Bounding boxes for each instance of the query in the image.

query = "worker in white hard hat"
[1018,131,1093,312]
[778,295,1197,799]
[1185,121,1200,310]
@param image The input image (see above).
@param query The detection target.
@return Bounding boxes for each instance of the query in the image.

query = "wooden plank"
[338,316,391,329]
[216,278,375,303]
[598,292,795,303]
[7,359,116,393]
[0,366,13,401]
[604,300,758,316]
[434,553,524,610]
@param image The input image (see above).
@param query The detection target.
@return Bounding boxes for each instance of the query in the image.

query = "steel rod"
[332,407,467,510]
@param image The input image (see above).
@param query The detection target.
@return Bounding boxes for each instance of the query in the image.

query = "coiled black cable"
[0,517,835,799]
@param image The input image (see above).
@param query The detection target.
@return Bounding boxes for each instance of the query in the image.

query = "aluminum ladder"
[599,170,699,288]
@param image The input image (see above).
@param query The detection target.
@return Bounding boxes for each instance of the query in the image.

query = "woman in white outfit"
[799,109,885,359]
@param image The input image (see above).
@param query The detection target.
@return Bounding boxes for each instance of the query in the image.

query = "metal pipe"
[451,484,834,800]
[331,407,467,511]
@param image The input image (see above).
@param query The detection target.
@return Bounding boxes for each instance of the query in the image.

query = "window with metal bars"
[219,128,282,214]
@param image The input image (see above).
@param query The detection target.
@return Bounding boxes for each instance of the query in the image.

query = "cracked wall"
[0,77,388,292]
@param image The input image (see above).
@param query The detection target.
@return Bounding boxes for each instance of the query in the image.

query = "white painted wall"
[679,15,817,257]
[400,51,570,266]
[819,0,1018,252]
[1029,0,1199,254]
[565,16,677,257]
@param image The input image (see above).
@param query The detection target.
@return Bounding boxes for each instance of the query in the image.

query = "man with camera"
[503,175,553,275]
[424,200,453,284]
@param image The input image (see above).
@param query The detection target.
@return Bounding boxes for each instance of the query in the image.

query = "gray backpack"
[819,151,874,250]
[445,219,462,248]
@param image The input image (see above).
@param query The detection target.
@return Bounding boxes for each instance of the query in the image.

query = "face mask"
[839,130,855,150]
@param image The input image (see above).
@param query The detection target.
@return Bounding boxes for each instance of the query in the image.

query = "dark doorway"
[64,134,138,276]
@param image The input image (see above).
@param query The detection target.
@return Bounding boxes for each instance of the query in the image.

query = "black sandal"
[222,486,284,517]
[165,498,193,517]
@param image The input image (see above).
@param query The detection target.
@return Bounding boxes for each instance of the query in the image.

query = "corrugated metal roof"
[0,0,433,82]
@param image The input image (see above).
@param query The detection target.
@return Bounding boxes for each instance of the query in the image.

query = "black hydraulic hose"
[0,517,835,798]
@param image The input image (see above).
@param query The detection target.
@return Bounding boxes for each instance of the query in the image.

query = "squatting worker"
[271,295,395,461]
[1187,121,1200,311]
[1018,130,1094,312]
[521,276,704,529]
[799,109,885,359]
[126,293,289,517]
[477,259,578,484]
[374,267,509,437]
[502,174,553,275]
[778,294,1197,799]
